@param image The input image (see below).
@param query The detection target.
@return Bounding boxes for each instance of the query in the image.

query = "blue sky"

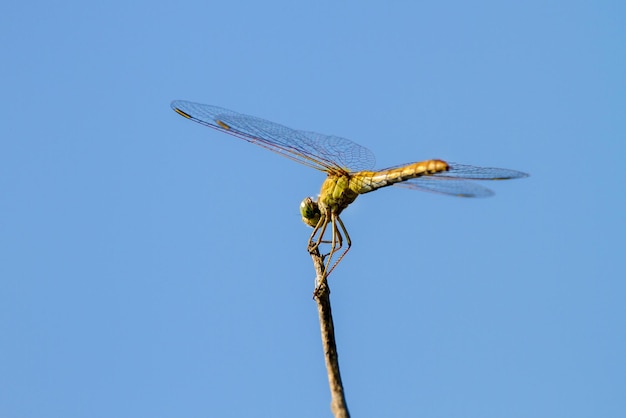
[1,1,625,417]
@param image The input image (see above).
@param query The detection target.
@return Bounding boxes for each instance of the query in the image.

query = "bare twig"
[310,248,350,418]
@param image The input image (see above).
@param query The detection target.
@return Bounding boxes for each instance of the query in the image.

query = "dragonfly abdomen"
[353,159,449,193]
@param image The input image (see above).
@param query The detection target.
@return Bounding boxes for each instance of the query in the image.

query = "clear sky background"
[1,1,624,417]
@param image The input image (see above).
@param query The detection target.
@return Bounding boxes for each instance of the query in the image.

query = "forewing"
[171,100,376,172]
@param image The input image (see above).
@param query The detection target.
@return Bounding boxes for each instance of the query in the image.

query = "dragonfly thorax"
[318,174,360,216]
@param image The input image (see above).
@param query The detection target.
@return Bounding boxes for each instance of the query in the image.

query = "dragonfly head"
[300,197,321,228]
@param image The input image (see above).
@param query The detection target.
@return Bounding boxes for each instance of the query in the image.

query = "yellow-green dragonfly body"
[171,100,527,276]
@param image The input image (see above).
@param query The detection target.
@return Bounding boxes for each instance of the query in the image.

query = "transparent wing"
[171,100,376,172]
[394,177,495,197]
[433,162,528,180]
[392,161,528,197]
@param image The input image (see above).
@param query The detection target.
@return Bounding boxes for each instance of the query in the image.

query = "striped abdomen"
[351,159,449,193]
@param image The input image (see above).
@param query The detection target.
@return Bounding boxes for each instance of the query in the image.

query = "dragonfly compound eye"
[300,197,321,228]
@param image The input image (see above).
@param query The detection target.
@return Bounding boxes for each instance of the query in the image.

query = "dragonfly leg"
[325,215,351,277]
[324,216,338,275]
[331,217,344,253]
[309,211,350,276]
[323,214,346,276]
[308,213,329,252]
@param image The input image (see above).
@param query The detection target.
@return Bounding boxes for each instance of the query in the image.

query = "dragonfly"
[171,100,528,276]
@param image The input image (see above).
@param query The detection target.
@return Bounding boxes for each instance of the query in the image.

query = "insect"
[171,100,528,276]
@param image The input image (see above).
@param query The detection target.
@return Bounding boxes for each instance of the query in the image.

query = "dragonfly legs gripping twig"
[308,213,352,277]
